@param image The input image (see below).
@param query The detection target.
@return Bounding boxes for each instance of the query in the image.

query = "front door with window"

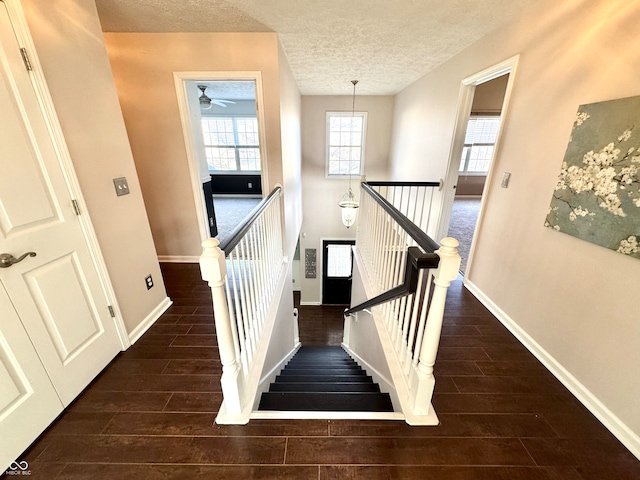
[322,240,355,305]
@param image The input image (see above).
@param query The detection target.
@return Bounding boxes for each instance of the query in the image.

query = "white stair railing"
[199,186,284,419]
[352,182,460,419]
[367,181,442,236]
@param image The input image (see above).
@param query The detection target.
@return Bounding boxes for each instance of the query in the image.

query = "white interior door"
[0,284,63,470]
[0,1,121,411]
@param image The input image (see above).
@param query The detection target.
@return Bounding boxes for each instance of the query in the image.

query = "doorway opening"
[448,74,509,274]
[438,56,519,278]
[174,72,268,246]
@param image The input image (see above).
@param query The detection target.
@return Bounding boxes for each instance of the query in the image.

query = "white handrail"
[200,189,284,417]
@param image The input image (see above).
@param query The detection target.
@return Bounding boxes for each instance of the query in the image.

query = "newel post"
[200,238,243,414]
[412,237,461,415]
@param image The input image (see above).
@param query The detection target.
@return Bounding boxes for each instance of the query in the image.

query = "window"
[326,112,367,176]
[459,115,501,174]
[326,244,353,278]
[201,116,260,172]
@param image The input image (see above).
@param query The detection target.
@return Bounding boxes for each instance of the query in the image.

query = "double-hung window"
[326,112,367,176]
[459,115,501,175]
[201,116,261,172]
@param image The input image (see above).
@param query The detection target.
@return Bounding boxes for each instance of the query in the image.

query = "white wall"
[259,43,303,378]
[299,95,394,304]
[21,0,167,335]
[391,0,640,453]
[345,255,393,384]
[278,43,303,260]
[103,32,286,258]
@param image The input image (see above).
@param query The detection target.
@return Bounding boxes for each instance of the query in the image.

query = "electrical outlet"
[145,274,154,290]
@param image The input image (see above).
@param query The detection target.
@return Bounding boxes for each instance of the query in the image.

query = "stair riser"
[259,392,394,412]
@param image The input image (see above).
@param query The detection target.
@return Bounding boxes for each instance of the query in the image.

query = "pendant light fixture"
[338,80,360,228]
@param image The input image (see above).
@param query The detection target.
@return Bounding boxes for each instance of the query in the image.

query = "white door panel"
[0,69,58,236]
[0,1,121,411]
[0,284,63,470]
[23,253,103,364]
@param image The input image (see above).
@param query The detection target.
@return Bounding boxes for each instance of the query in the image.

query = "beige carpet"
[213,197,261,245]
[447,197,481,274]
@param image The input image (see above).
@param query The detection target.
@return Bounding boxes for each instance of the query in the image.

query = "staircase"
[258,346,394,412]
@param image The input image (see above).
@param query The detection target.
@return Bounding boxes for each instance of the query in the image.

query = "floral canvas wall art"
[545,94,640,259]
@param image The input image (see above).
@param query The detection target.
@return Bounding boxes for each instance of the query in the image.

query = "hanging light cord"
[349,80,358,196]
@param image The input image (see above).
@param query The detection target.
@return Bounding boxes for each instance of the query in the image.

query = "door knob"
[0,252,37,268]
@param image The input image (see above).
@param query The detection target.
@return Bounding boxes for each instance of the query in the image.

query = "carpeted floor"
[447,196,481,274]
[213,197,261,244]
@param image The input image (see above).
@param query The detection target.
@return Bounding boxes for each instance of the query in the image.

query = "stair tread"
[279,368,365,376]
[287,358,355,363]
[275,375,373,383]
[269,383,380,392]
[259,392,394,412]
[258,346,393,413]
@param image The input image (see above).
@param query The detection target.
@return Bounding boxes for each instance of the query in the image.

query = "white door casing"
[0,0,122,443]
[173,71,269,246]
[437,56,519,278]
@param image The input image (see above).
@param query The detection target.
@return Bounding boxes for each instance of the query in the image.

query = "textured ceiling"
[195,80,256,101]
[95,0,537,95]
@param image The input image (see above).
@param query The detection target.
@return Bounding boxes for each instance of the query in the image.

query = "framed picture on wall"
[545,94,640,260]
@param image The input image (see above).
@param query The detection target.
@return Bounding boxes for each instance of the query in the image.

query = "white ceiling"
[95,0,537,96]
[195,81,256,101]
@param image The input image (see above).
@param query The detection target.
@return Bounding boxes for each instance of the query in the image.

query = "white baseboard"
[128,297,173,345]
[255,342,301,409]
[342,343,395,397]
[251,411,404,421]
[299,301,321,306]
[158,255,199,263]
[464,279,640,461]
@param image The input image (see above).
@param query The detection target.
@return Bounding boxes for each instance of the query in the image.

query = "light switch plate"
[113,177,130,196]
[501,172,511,188]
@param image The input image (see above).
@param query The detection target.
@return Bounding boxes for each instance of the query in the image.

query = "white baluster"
[228,251,250,368]
[411,237,460,415]
[200,238,243,415]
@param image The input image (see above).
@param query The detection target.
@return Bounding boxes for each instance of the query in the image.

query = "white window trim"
[325,111,367,178]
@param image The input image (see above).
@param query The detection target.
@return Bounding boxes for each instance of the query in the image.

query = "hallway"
[448,196,481,274]
[9,263,639,479]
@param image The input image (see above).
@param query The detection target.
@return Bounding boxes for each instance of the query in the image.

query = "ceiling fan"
[197,85,236,109]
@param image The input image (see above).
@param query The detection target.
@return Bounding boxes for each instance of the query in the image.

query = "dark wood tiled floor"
[6,263,639,479]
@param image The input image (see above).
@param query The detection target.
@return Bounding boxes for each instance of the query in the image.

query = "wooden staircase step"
[278,368,365,376]
[258,346,394,413]
[258,392,394,412]
[269,382,380,393]
[274,374,373,383]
